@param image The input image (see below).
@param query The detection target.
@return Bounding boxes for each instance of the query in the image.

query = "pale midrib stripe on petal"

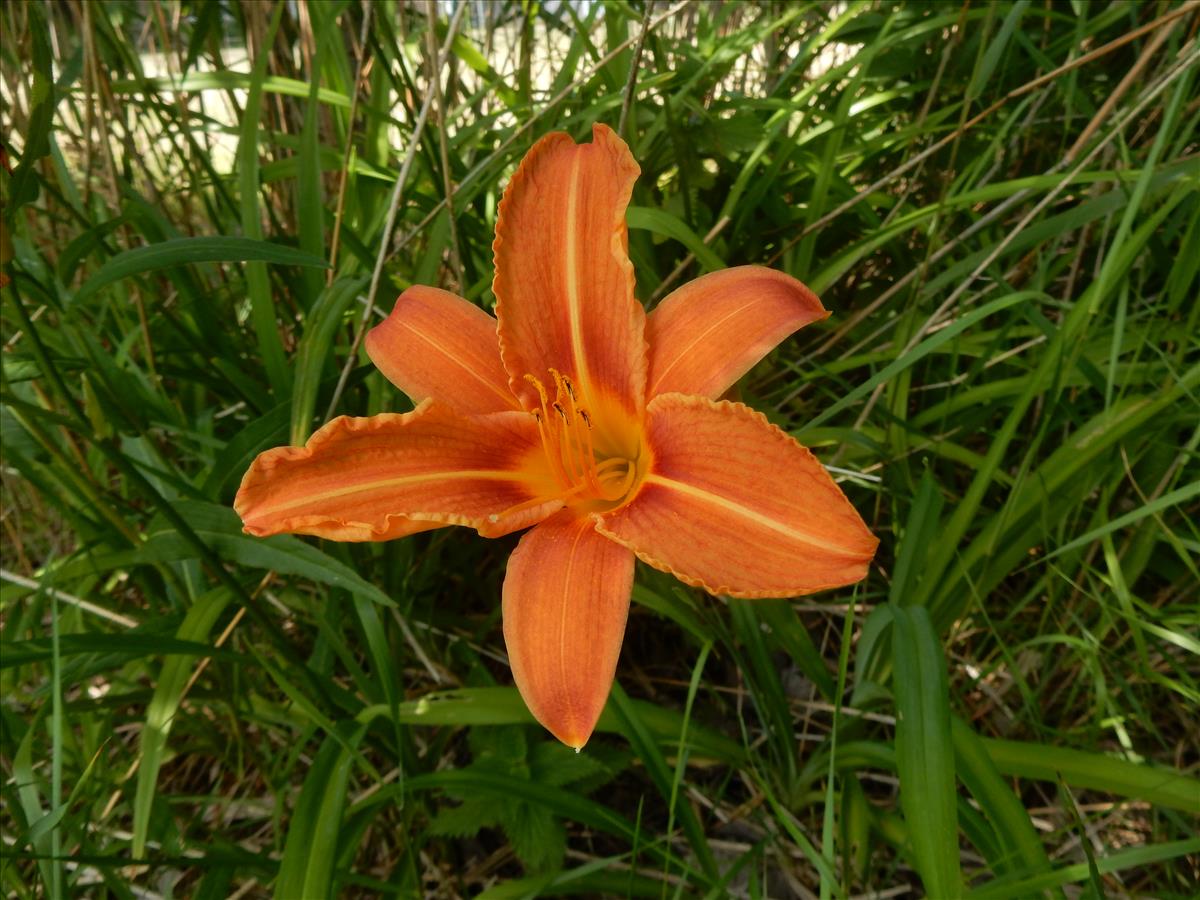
[564,152,589,391]
[651,297,763,394]
[259,469,530,515]
[643,473,861,555]
[558,523,587,737]
[395,318,517,409]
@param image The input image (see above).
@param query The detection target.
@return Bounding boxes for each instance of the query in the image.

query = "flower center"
[530,369,637,502]
[492,369,643,523]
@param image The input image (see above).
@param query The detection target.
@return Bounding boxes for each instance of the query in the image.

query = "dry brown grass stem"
[619,0,656,140]
[328,1,375,285]
[802,5,1198,362]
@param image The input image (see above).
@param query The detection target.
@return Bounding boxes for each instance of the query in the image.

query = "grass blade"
[132,588,234,858]
[891,605,962,896]
[951,716,1058,890]
[238,2,290,397]
[72,237,328,304]
[274,723,367,899]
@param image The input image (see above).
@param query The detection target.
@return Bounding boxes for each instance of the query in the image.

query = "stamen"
[550,403,580,484]
[548,368,567,406]
[516,369,639,514]
[552,369,598,491]
[577,409,605,494]
[489,480,592,522]
[527,375,571,488]
[531,374,560,425]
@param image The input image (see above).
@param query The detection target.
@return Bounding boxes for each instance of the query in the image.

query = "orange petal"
[235,402,559,541]
[597,393,877,597]
[646,266,828,399]
[502,511,634,749]
[493,124,646,440]
[365,286,518,414]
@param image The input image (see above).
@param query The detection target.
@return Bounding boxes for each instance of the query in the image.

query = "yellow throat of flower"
[500,369,645,520]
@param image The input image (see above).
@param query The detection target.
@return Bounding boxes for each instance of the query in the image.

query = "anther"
[525,373,552,414]
[548,368,566,398]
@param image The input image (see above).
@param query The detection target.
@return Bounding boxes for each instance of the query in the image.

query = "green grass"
[3,1,1198,896]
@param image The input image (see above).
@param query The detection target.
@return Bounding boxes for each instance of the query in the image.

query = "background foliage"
[2,0,1198,896]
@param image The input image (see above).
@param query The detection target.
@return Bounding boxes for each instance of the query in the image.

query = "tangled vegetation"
[2,1,1197,896]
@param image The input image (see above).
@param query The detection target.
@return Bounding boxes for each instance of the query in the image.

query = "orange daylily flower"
[235,124,877,749]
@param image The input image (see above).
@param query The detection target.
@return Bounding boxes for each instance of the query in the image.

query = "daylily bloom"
[236,124,877,748]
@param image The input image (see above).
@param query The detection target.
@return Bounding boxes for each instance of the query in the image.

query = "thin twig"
[392,607,447,685]
[618,0,655,139]
[426,0,466,293]
[846,41,1199,432]
[1063,4,1183,163]
[96,574,269,824]
[794,7,1195,368]
[648,214,730,303]
[327,0,374,284]
[798,184,1035,368]
[1,568,139,628]
[912,41,1198,350]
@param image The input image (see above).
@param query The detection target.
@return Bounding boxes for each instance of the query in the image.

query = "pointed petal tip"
[647,266,830,399]
[502,513,632,758]
[529,701,601,751]
[549,721,594,752]
[597,393,878,597]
